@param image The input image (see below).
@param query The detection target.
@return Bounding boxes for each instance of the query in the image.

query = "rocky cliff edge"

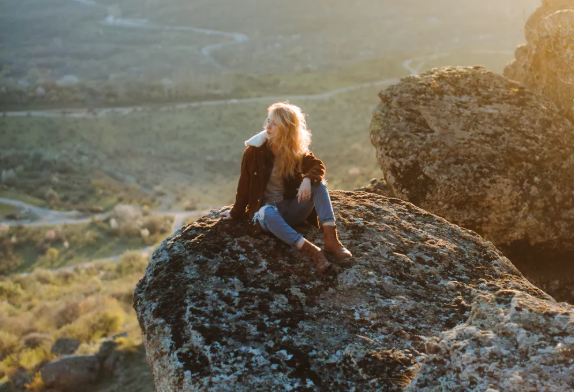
[134,191,574,391]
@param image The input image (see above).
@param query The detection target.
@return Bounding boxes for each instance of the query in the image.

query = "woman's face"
[266,114,280,139]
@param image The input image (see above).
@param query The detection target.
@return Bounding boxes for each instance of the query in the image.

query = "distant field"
[0,202,18,217]
[0,190,46,207]
[0,82,386,210]
[0,50,523,211]
[0,0,537,88]
[0,254,154,391]
[0,214,172,275]
[3,222,145,274]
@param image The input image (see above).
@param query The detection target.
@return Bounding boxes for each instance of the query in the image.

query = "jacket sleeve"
[301,152,326,185]
[230,147,252,220]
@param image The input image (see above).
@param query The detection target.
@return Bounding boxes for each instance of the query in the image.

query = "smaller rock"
[97,340,117,362]
[355,177,393,197]
[9,370,31,389]
[113,331,128,339]
[50,338,80,356]
[102,351,122,377]
[41,355,100,389]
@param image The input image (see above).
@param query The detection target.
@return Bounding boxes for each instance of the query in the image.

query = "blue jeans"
[255,182,335,247]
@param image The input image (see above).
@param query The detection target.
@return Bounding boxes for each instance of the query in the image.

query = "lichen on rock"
[408,290,574,391]
[370,66,574,255]
[134,191,572,391]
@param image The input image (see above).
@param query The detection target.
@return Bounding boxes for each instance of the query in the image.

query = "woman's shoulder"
[302,150,319,159]
[242,145,263,160]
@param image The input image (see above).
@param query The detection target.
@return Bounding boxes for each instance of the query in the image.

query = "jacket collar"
[245,130,268,147]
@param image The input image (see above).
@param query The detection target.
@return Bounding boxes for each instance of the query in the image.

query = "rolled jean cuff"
[320,217,335,225]
[292,233,303,248]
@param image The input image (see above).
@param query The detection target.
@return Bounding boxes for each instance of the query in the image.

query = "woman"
[220,102,352,273]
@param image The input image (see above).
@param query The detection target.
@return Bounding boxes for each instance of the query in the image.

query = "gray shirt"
[262,163,284,204]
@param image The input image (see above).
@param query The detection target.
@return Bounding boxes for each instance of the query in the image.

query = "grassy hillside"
[0,254,154,391]
[0,0,537,87]
[0,50,523,213]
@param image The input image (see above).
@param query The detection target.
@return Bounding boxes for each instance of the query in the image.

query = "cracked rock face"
[354,177,394,198]
[370,66,574,254]
[504,1,574,122]
[133,191,573,391]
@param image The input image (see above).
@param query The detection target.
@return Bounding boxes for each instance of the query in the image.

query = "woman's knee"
[311,181,327,191]
[263,207,282,224]
[311,181,328,196]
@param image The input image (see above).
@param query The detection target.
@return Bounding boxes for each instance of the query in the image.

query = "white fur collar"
[245,130,268,147]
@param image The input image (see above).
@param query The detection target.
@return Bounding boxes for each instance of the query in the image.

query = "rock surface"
[408,289,574,391]
[50,337,80,355]
[134,191,573,391]
[370,66,574,254]
[504,1,574,121]
[41,354,100,389]
[354,177,394,197]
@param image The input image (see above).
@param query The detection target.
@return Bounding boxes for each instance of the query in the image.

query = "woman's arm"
[229,147,252,220]
[301,152,326,185]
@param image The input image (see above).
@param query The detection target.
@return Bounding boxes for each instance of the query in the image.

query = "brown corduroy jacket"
[230,131,325,228]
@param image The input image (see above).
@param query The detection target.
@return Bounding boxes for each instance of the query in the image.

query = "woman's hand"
[297,177,312,203]
[220,210,232,220]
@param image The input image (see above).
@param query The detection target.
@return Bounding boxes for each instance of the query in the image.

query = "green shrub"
[0,353,18,379]
[38,248,59,267]
[142,215,170,235]
[28,269,54,285]
[44,188,59,204]
[18,347,53,371]
[58,304,125,342]
[54,269,76,284]
[0,249,22,274]
[0,331,18,360]
[68,229,99,248]
[0,282,24,306]
[115,251,148,277]
[55,301,81,329]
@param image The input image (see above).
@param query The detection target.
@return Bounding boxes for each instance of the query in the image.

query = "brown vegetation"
[0,252,148,385]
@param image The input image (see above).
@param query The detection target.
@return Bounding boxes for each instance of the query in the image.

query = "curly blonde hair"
[265,101,312,178]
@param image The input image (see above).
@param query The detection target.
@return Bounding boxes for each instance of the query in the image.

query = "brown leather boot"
[300,239,331,273]
[323,225,352,262]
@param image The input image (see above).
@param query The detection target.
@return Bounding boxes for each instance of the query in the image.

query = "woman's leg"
[262,204,331,272]
[262,206,304,248]
[281,182,352,263]
[282,182,335,226]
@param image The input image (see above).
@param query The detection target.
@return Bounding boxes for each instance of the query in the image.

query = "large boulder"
[134,191,574,391]
[50,337,80,356]
[41,355,100,389]
[408,289,574,391]
[370,66,574,255]
[504,1,574,121]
